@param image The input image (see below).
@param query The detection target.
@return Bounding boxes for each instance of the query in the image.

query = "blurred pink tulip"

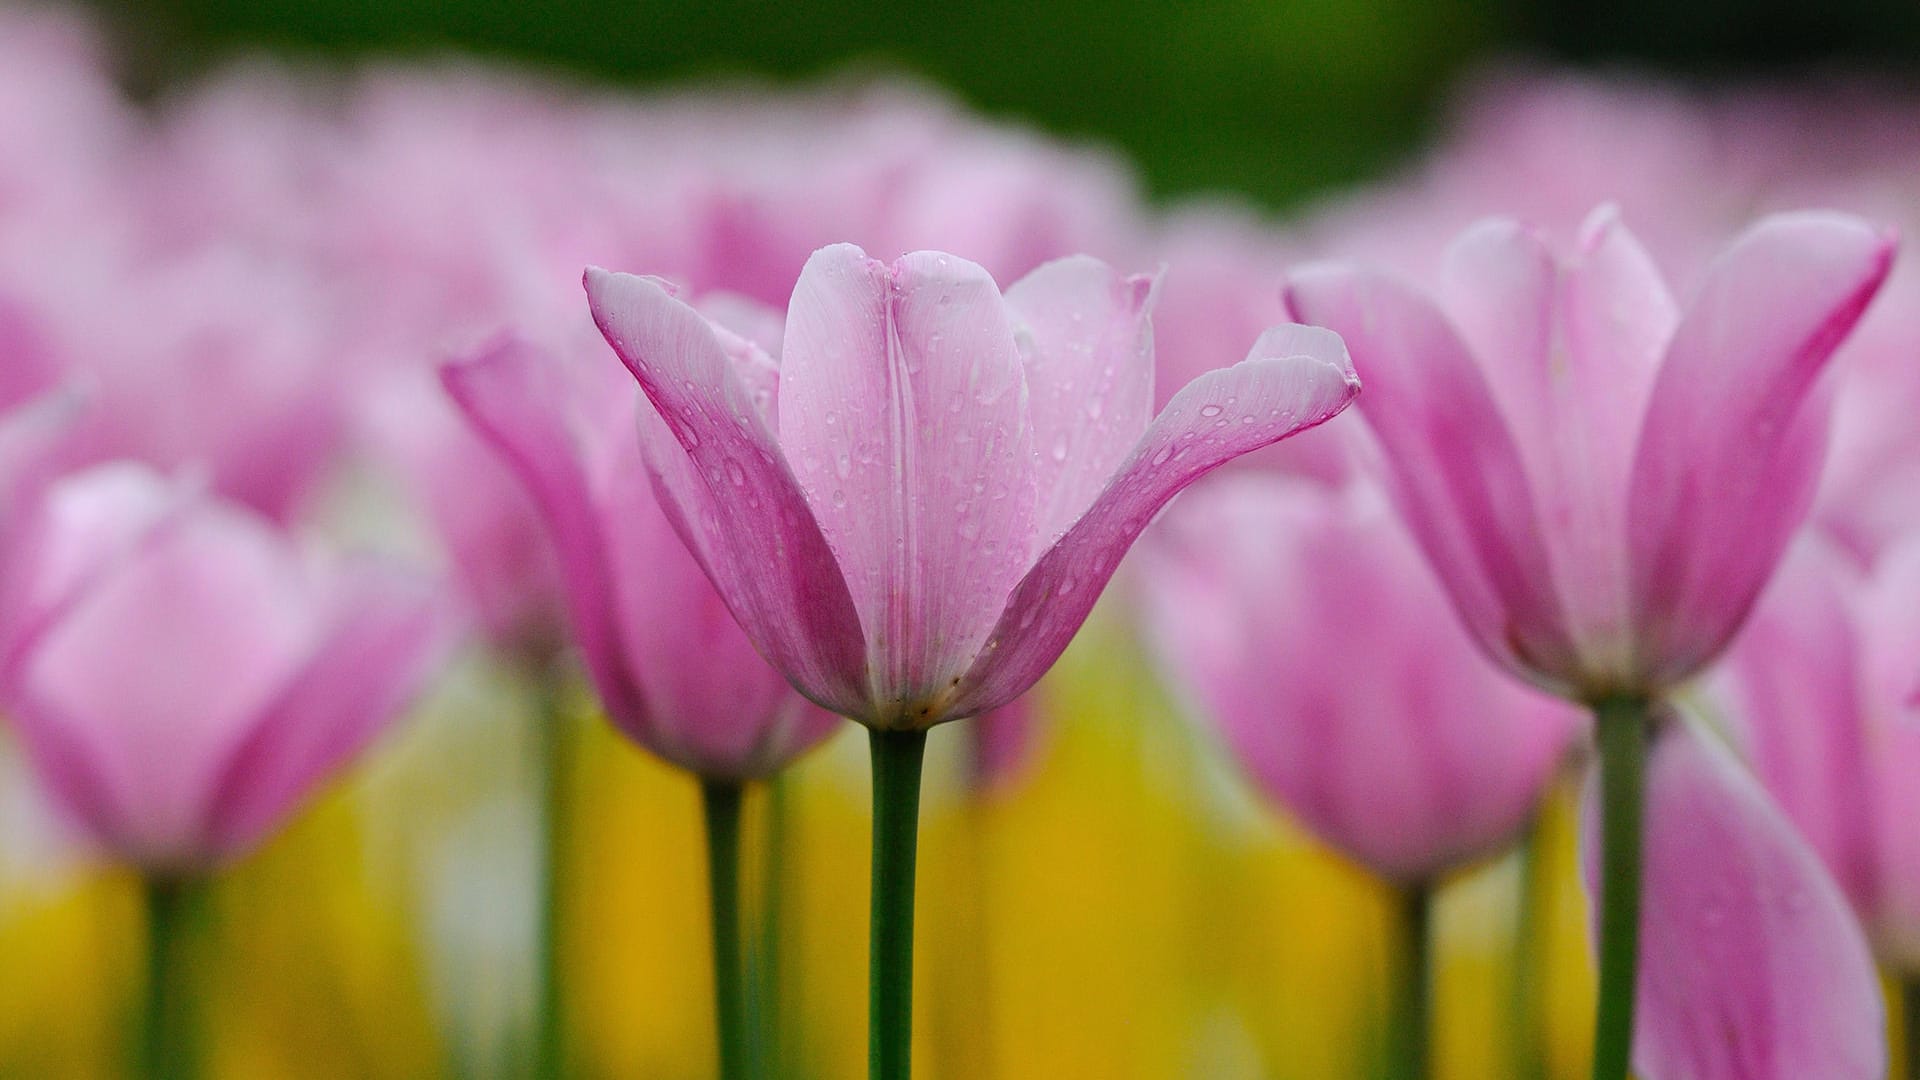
[1287,207,1895,701]
[1716,538,1920,969]
[361,369,566,657]
[1142,475,1582,883]
[587,247,1359,729]
[1579,720,1884,1079]
[1,465,450,873]
[444,334,842,779]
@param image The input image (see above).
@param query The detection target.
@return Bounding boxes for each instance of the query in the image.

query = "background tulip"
[1287,207,1896,1080]
[3,465,449,872]
[1713,537,1920,1042]
[1141,473,1582,1077]
[446,331,843,1080]
[1141,474,1581,886]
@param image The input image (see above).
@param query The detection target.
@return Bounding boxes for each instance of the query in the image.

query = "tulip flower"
[0,464,448,1076]
[586,245,1359,1080]
[1140,473,1582,1075]
[1712,538,1920,1059]
[1286,207,1895,1079]
[444,333,842,1080]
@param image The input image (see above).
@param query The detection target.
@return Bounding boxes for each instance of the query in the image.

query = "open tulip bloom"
[585,244,1359,1079]
[0,464,450,1076]
[1286,207,1896,1079]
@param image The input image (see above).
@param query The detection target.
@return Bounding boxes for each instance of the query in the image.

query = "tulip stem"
[704,779,753,1080]
[869,729,927,1080]
[1388,880,1434,1080]
[1903,974,1920,1080]
[1590,697,1651,1080]
[754,774,791,1071]
[139,875,208,1080]
[533,672,573,1079]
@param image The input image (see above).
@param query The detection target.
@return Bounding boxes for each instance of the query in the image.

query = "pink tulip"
[1286,207,1895,701]
[1,465,450,873]
[1141,474,1582,883]
[360,369,566,657]
[586,246,1359,730]
[1715,537,1920,969]
[444,334,842,779]
[1579,719,1885,1079]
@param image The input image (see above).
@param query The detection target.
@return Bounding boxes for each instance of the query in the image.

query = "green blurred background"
[90,0,1920,208]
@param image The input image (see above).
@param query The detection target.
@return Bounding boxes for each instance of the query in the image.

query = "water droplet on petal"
[1199,404,1223,418]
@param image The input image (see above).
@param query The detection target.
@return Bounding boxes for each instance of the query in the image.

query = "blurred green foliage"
[96,0,1920,207]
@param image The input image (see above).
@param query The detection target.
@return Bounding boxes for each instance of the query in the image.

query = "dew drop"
[1150,444,1173,467]
[831,489,848,508]
[725,459,747,487]
[1199,404,1224,418]
[1051,431,1071,463]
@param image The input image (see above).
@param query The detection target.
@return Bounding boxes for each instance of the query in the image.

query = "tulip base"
[703,779,752,1080]
[868,729,928,1080]
[1589,698,1652,1080]
[140,876,210,1080]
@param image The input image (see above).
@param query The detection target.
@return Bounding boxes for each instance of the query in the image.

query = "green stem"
[139,876,208,1080]
[868,729,928,1080]
[1903,973,1920,1080]
[1388,880,1433,1080]
[1590,697,1652,1080]
[704,779,752,1080]
[755,774,792,1074]
[533,673,573,1080]
[1509,810,1552,1080]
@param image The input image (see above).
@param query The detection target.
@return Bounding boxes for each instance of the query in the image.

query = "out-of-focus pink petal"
[1857,543,1920,966]
[0,463,185,684]
[1143,476,1580,883]
[8,498,319,870]
[441,338,637,718]
[1285,265,1574,687]
[949,326,1358,717]
[964,693,1044,794]
[778,245,1038,721]
[1582,722,1884,1080]
[1717,541,1877,912]
[585,267,869,717]
[361,369,563,656]
[1628,212,1896,685]
[202,562,451,860]
[1004,255,1157,539]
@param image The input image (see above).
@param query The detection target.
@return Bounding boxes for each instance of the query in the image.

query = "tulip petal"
[0,463,186,686]
[778,245,1039,720]
[948,326,1358,717]
[586,267,870,717]
[202,563,450,860]
[1716,541,1877,913]
[1286,265,1574,687]
[8,501,318,869]
[441,338,643,722]
[1145,476,1581,883]
[1628,212,1896,684]
[1004,255,1158,539]
[1582,722,1884,1080]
